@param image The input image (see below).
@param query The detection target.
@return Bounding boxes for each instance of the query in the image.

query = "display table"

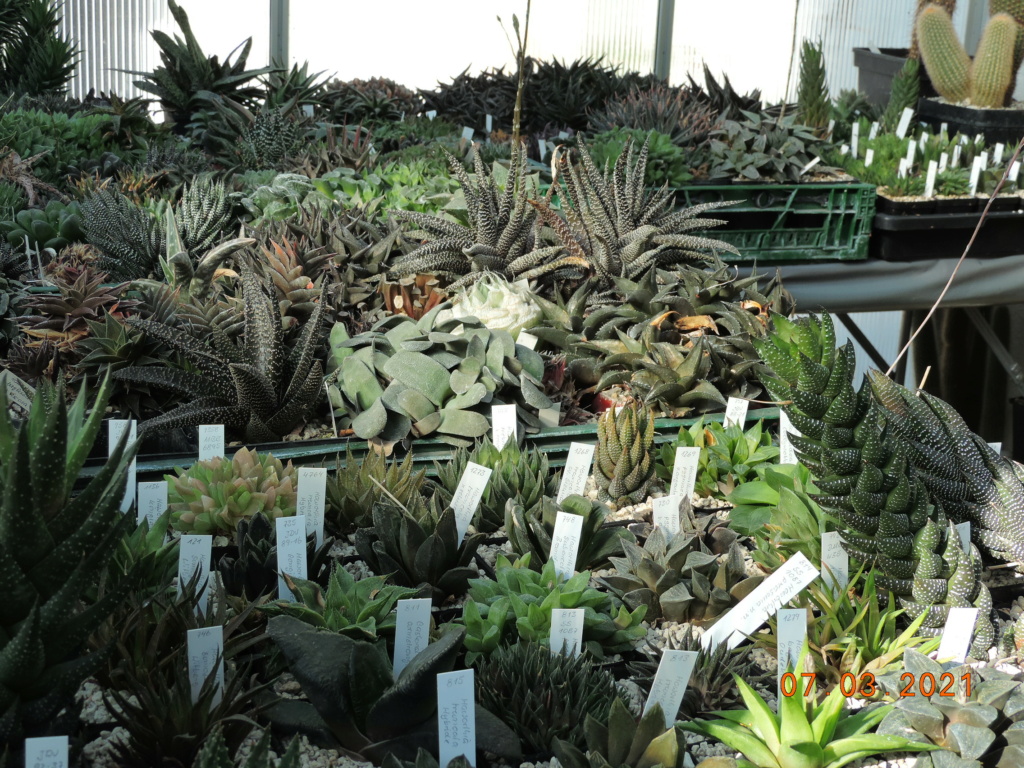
[774,255,1024,313]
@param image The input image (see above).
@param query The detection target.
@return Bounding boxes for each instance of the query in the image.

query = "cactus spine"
[917,5,972,102]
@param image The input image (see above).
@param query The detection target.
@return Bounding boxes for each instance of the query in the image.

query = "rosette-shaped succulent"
[594,401,657,505]
[441,272,543,339]
[598,526,762,624]
[435,437,558,533]
[167,447,298,534]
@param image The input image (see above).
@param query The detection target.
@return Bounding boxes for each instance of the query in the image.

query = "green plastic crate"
[673,182,876,262]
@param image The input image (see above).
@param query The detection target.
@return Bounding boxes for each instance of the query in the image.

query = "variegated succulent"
[166,447,298,535]
[115,268,326,442]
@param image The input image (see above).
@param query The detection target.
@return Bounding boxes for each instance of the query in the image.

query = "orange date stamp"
[780,671,973,697]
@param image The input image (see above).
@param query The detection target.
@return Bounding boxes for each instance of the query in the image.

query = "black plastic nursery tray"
[917,97,1024,146]
[78,407,781,481]
[871,206,1024,261]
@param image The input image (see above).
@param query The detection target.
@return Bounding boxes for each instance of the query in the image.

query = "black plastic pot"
[871,207,1024,260]
[853,48,936,106]
[876,196,937,215]
[917,97,1024,145]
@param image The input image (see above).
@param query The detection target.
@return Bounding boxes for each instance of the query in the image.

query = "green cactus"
[917,5,972,102]
[918,3,1024,107]
[973,12,1020,106]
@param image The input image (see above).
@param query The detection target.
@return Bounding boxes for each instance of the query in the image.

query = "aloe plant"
[0,375,139,747]
[679,642,940,768]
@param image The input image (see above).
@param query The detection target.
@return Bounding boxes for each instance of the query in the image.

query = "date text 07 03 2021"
[779,671,973,698]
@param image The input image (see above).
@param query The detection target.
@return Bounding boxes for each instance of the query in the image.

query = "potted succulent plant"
[916,1,1024,143]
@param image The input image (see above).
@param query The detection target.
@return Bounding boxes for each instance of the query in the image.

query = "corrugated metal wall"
[58,0,170,99]
[580,0,657,74]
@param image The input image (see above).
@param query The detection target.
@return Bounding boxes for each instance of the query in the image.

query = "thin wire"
[885,136,1024,377]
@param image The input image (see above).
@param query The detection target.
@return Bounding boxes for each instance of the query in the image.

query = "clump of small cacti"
[166,447,298,534]
[917,2,1024,107]
[594,402,657,506]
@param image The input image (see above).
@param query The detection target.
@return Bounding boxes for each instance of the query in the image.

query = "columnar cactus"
[594,402,657,506]
[917,3,1023,107]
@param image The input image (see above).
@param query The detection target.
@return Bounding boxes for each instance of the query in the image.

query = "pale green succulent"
[167,447,298,534]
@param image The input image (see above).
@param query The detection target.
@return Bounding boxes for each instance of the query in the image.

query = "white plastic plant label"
[839,144,849,156]
[556,442,595,502]
[864,149,874,167]
[703,552,818,651]
[538,402,561,429]
[297,468,328,547]
[187,626,224,706]
[980,150,990,170]
[643,649,698,728]
[939,152,948,172]
[549,511,584,580]
[826,119,835,138]
[485,114,493,133]
[723,397,749,429]
[777,608,807,699]
[276,515,308,601]
[669,447,700,500]
[850,122,859,159]
[895,107,914,139]
[24,736,68,768]
[799,156,821,175]
[178,534,212,613]
[956,521,971,554]
[538,140,547,161]
[925,160,938,198]
[437,669,476,768]
[821,531,849,592]
[426,110,437,120]
[994,143,1005,165]
[198,424,224,461]
[1010,163,1022,186]
[868,121,879,140]
[952,144,962,167]
[549,608,585,656]
[393,598,431,679]
[778,410,800,465]
[936,607,979,664]
[918,132,928,151]
[940,122,948,136]
[989,441,1004,454]
[516,331,538,350]
[970,157,983,195]
[491,404,517,450]
[777,608,807,672]
[137,481,167,527]
[109,419,137,513]
[451,462,492,540]
[905,140,916,166]
[461,126,474,141]
[557,130,570,139]
[898,158,909,179]
[652,495,682,537]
